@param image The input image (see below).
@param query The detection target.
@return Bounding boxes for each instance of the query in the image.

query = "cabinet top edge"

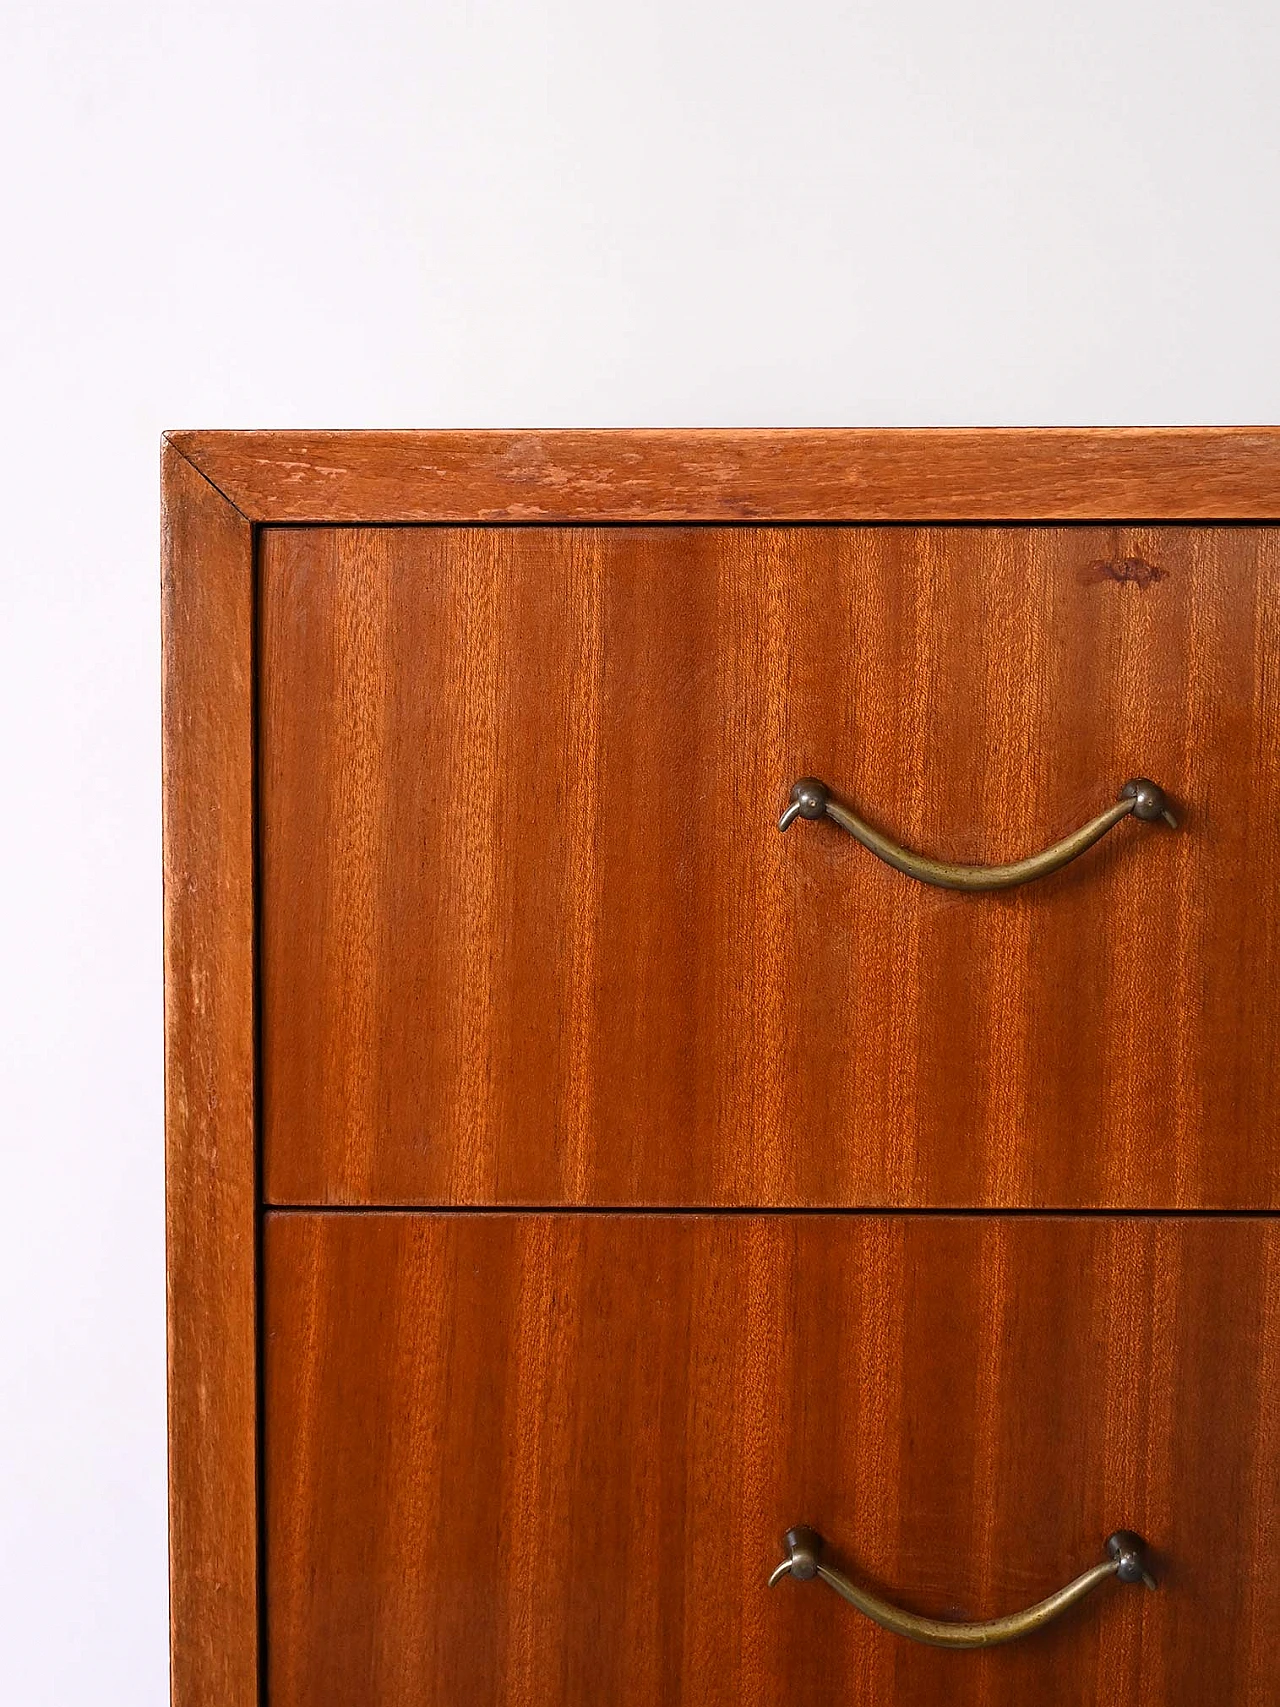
[164,427,1280,525]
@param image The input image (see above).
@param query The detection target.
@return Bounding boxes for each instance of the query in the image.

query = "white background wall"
[1,2,1278,1702]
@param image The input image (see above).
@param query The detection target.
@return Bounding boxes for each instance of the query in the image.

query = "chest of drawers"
[163,429,1280,1705]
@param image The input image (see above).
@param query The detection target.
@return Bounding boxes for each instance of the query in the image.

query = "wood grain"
[264,1211,1280,1707]
[164,431,1280,1707]
[259,522,1280,1209]
[161,443,260,1707]
[167,428,1280,523]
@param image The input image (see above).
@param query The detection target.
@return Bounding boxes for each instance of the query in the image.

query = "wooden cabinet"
[163,431,1280,1707]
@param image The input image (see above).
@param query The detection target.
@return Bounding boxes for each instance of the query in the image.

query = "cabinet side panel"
[162,443,259,1706]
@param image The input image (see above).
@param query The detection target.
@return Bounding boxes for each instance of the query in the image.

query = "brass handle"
[778,776,1176,891]
[769,1526,1155,1649]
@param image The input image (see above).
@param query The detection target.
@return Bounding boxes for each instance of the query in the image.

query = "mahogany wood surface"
[161,444,260,1706]
[168,428,1280,522]
[264,1211,1280,1707]
[260,521,1280,1209]
[165,431,1280,1707]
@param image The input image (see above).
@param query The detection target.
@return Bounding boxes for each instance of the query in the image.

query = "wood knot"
[1084,555,1166,590]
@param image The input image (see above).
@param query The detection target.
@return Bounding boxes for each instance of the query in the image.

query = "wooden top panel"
[167,429,1280,523]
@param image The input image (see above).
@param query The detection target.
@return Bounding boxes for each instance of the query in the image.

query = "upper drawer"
[259,522,1280,1208]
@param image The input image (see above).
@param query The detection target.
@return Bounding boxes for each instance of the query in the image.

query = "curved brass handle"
[769,1526,1155,1649]
[778,776,1176,891]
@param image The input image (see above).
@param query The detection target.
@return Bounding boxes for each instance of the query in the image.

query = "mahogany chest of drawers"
[163,429,1280,1705]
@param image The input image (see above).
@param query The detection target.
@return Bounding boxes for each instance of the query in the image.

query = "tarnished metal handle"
[779,776,1176,891]
[769,1526,1155,1650]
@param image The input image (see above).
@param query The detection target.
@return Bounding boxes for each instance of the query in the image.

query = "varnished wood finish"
[260,522,1280,1209]
[167,427,1280,522]
[161,443,260,1707]
[264,1212,1280,1707]
[165,431,1280,1707]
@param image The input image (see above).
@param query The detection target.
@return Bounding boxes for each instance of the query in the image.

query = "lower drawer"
[263,1213,1279,1705]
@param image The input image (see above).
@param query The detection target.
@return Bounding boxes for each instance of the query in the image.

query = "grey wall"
[1,1,1277,1701]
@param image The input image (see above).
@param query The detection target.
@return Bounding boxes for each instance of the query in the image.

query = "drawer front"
[264,1212,1280,1706]
[260,523,1280,1208]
